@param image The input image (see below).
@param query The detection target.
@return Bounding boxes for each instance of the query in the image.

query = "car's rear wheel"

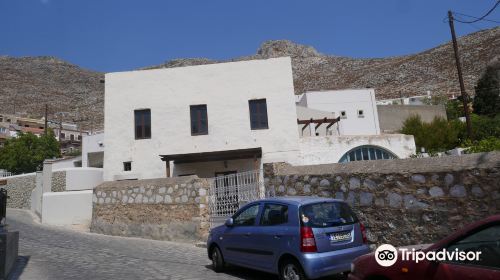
[211,246,225,273]
[280,259,307,280]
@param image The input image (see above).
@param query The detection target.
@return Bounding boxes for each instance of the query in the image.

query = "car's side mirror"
[225,218,234,227]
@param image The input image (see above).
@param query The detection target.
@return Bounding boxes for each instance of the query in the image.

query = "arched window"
[339,145,397,163]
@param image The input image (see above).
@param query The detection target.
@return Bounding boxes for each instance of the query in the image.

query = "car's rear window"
[299,202,358,228]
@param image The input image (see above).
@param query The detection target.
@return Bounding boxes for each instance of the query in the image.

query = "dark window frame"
[123,161,132,171]
[190,105,208,136]
[134,109,151,140]
[249,99,269,130]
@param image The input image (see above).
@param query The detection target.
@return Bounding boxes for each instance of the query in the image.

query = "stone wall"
[90,176,211,242]
[51,171,66,192]
[2,173,37,209]
[264,152,500,248]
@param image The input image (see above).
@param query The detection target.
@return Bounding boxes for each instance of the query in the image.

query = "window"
[249,99,268,130]
[190,105,208,135]
[134,109,151,139]
[78,135,82,141]
[70,134,75,141]
[340,111,347,119]
[260,204,288,226]
[358,110,364,118]
[300,202,358,228]
[123,161,132,171]
[339,145,397,163]
[60,132,66,139]
[446,224,500,269]
[233,204,259,226]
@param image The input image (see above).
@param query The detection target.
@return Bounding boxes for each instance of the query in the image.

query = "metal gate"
[207,169,264,228]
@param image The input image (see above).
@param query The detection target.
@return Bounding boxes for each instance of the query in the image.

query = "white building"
[103,58,416,181]
[103,57,300,181]
[296,89,380,135]
[82,132,104,168]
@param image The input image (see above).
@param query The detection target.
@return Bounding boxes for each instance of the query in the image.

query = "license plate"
[329,231,351,242]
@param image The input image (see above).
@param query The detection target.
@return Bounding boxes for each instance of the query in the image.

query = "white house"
[82,132,104,168]
[296,89,381,135]
[103,57,301,181]
[103,57,416,181]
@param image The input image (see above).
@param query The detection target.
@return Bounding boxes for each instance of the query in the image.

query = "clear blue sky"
[1,0,498,72]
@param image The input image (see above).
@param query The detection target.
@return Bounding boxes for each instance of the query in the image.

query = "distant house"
[103,57,416,181]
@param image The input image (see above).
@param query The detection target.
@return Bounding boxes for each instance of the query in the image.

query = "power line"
[454,12,500,24]
[453,0,500,23]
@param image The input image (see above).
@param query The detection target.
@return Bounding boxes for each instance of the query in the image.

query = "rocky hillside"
[1,27,499,129]
[0,56,104,129]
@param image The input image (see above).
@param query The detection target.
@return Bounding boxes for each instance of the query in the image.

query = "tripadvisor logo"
[375,244,398,267]
[375,244,482,267]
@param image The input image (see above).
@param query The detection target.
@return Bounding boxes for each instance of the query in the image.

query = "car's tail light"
[300,226,317,252]
[360,223,367,244]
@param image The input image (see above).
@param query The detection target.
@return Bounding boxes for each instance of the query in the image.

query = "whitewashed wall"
[297,89,381,136]
[82,133,104,168]
[104,57,300,181]
[41,191,93,226]
[65,168,103,191]
[299,134,416,165]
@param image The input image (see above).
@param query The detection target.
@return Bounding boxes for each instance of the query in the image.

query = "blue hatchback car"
[207,196,371,280]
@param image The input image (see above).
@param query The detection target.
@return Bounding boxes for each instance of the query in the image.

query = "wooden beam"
[326,116,341,130]
[314,117,327,131]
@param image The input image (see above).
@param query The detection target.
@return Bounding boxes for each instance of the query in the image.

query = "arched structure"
[339,145,397,163]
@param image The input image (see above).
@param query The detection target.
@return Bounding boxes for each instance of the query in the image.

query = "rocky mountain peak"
[257,40,321,58]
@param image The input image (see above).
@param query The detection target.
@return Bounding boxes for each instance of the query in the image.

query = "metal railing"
[207,169,265,228]
[0,172,12,178]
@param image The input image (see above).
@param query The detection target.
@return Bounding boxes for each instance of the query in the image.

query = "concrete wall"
[82,133,104,168]
[377,105,447,133]
[264,152,500,248]
[2,173,36,209]
[104,57,301,181]
[52,156,82,171]
[41,191,93,226]
[299,134,416,164]
[298,89,381,136]
[91,176,210,242]
[65,168,103,191]
[30,172,43,216]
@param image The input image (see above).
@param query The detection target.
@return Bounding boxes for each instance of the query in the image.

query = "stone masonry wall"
[51,171,66,192]
[91,176,211,242]
[1,173,37,209]
[264,152,500,248]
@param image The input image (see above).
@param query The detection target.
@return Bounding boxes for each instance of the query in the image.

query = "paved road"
[7,209,346,280]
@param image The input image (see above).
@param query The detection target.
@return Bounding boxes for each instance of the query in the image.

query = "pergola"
[297,116,341,135]
[159,147,262,177]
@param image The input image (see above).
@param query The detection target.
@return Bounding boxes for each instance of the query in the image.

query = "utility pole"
[448,10,473,139]
[44,104,48,135]
[59,113,63,142]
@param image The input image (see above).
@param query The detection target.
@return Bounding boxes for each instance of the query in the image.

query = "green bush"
[401,115,459,153]
[463,137,500,153]
[0,130,60,174]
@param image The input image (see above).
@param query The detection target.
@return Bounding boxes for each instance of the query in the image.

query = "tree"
[401,115,460,153]
[0,130,60,174]
[473,64,500,117]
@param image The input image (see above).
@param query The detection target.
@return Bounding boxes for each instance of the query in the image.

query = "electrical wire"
[453,0,500,23]
[454,12,500,24]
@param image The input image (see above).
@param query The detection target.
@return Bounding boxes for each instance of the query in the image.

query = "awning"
[160,147,262,164]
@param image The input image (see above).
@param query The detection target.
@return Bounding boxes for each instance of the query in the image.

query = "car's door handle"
[274,235,282,239]
[243,233,251,237]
